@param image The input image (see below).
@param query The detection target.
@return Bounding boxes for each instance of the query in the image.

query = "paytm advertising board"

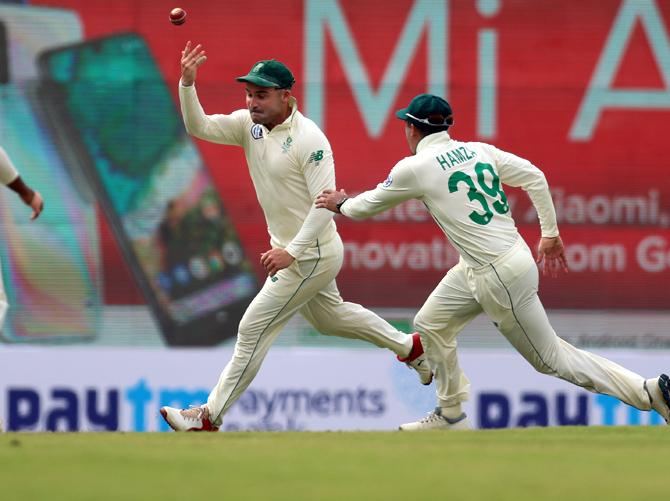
[1,347,666,432]
[25,0,670,312]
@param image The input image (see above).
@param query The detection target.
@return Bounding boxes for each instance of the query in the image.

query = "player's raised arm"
[178,43,245,146]
[180,41,206,87]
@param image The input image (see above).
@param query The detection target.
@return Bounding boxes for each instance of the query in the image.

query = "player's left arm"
[489,145,567,275]
[316,159,421,219]
[261,131,335,276]
[536,235,568,277]
[0,146,43,220]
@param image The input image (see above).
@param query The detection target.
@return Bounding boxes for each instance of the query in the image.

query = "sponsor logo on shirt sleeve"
[307,150,324,166]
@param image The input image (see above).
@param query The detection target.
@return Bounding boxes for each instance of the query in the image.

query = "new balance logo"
[308,150,324,166]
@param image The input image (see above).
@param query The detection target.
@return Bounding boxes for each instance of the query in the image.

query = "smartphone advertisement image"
[38,33,258,346]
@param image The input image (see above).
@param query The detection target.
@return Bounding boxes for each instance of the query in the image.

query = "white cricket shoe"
[160,405,219,432]
[399,407,471,431]
[644,374,670,423]
[397,332,433,385]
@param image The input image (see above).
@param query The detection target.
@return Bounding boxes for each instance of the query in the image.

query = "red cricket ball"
[169,8,187,25]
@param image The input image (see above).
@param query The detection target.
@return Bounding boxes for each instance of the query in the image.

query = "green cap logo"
[236,60,295,89]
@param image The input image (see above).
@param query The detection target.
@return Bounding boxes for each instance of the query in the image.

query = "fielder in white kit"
[161,43,431,431]
[316,93,670,430]
[0,146,44,329]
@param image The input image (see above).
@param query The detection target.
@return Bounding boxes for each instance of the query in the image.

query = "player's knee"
[413,310,428,334]
[533,360,556,376]
[414,312,442,348]
[236,308,268,338]
[413,310,439,339]
[235,319,262,349]
[237,314,251,335]
[526,345,560,376]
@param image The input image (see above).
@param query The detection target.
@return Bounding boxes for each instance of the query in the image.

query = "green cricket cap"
[236,60,296,89]
[395,93,454,127]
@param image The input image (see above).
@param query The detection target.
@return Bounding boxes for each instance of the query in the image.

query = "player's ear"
[408,123,419,138]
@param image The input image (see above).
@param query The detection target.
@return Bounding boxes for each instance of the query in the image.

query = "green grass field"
[1,427,667,500]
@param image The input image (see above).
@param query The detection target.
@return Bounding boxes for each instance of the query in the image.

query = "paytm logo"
[5,380,387,432]
[476,391,665,428]
[8,388,120,432]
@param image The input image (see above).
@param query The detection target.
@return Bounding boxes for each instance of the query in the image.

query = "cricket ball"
[169,7,187,25]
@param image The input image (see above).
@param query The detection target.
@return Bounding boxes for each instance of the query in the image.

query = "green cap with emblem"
[395,93,454,127]
[236,60,296,89]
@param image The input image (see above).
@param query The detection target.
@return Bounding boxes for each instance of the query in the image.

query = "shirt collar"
[416,131,451,153]
[271,97,298,131]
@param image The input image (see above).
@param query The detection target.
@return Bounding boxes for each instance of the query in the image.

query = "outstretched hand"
[181,41,207,86]
[315,188,349,213]
[536,236,569,277]
[16,189,43,221]
[260,248,295,277]
[27,190,44,220]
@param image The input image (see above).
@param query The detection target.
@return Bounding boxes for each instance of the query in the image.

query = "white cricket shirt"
[341,131,559,267]
[179,83,337,258]
[0,146,19,185]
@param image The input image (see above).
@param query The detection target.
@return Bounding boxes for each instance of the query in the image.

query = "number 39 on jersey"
[447,162,509,226]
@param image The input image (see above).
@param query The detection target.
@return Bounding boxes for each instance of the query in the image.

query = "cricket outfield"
[1,427,667,500]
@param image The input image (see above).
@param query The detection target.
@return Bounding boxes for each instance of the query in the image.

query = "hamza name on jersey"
[435,146,477,170]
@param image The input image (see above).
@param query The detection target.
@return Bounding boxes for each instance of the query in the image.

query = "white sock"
[401,336,413,359]
[440,404,463,420]
[644,377,668,416]
[645,378,659,409]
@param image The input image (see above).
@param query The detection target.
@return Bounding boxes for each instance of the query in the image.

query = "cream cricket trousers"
[415,237,652,412]
[207,234,412,426]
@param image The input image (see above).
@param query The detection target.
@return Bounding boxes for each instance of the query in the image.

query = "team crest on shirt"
[382,174,393,187]
[250,124,263,140]
[281,136,293,153]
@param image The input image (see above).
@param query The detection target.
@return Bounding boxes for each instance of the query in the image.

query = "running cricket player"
[316,93,670,430]
[0,146,44,328]
[160,43,432,431]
